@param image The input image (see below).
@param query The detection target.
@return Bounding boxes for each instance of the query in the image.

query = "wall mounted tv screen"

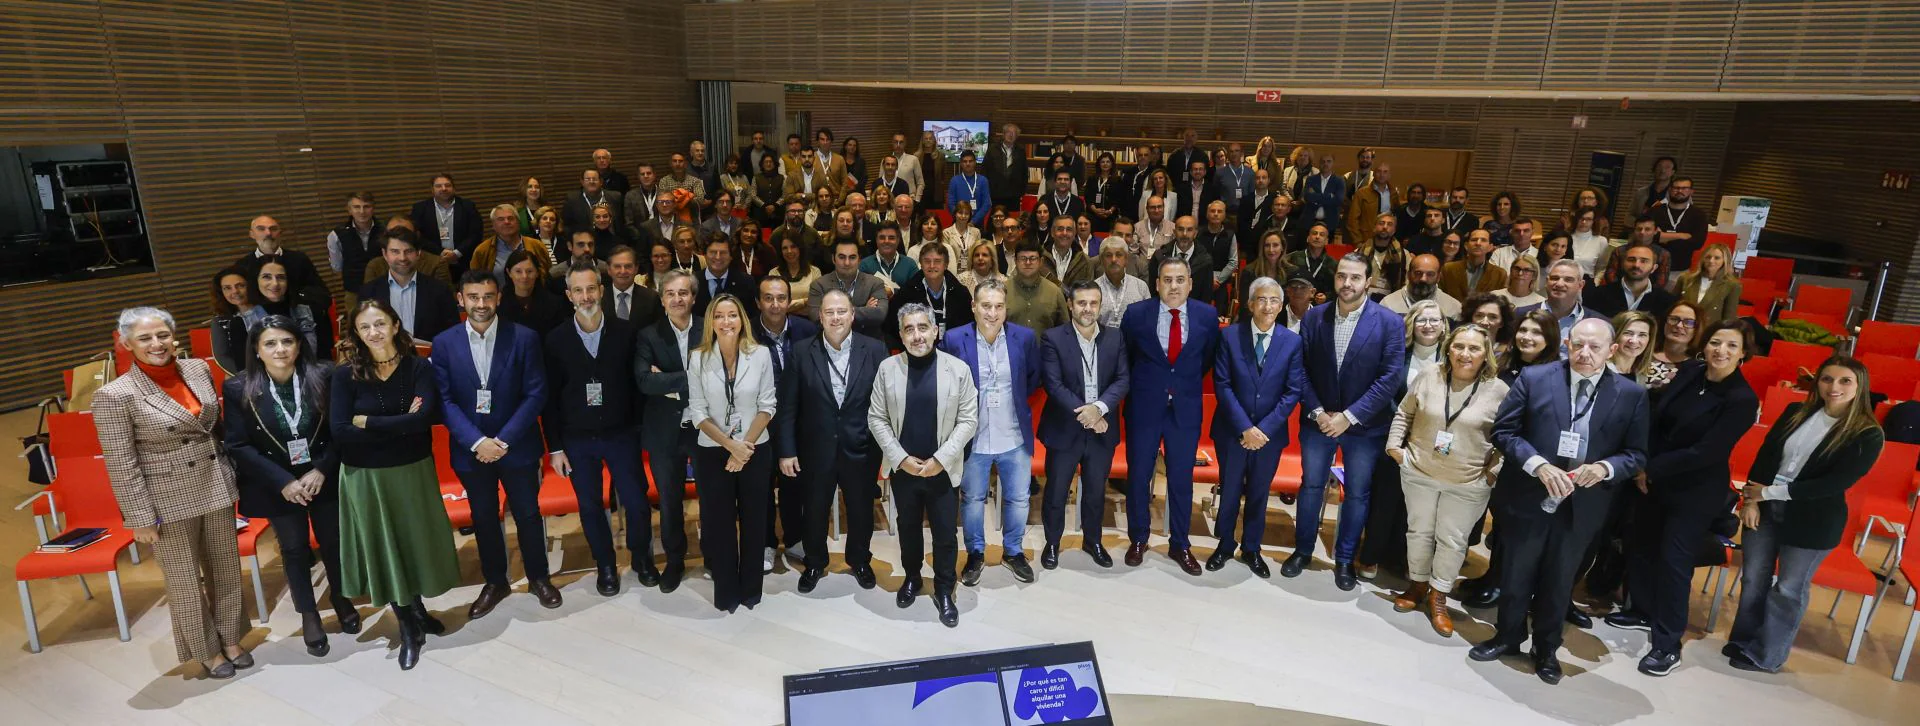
[922,120,990,163]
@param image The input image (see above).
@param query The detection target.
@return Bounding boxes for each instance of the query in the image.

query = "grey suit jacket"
[93,358,237,528]
[868,350,978,487]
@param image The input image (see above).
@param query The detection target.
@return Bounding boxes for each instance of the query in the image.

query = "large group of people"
[89,130,1884,689]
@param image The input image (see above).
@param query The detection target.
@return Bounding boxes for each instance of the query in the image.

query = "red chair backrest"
[190,327,213,359]
[1769,340,1834,382]
[761,227,773,244]
[1793,284,1852,317]
[1760,386,1799,427]
[1849,441,1920,508]
[1326,243,1355,260]
[1740,356,1781,392]
[1860,353,1920,400]
[1857,320,1920,359]
[431,425,458,485]
[1741,256,1794,291]
[933,208,954,228]
[48,411,102,459]
[1730,424,1769,483]
[47,456,127,529]
[1020,195,1038,214]
[1738,277,1780,307]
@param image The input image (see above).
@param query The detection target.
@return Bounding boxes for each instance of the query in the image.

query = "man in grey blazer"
[869,303,979,627]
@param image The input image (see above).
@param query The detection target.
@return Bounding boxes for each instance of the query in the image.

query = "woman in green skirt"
[331,299,460,670]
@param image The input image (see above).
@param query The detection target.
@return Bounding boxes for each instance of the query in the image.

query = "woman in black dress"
[222,315,359,657]
[498,249,568,335]
[208,267,254,375]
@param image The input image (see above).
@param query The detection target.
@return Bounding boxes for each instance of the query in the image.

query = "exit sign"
[1884,171,1912,190]
[784,83,813,93]
[1253,89,1283,103]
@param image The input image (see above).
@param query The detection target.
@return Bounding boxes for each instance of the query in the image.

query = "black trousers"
[1042,440,1114,546]
[458,461,547,585]
[765,462,806,550]
[892,471,958,594]
[266,496,346,614]
[803,449,879,570]
[643,427,697,564]
[1358,454,1409,572]
[1493,485,1614,654]
[694,445,772,611]
[1625,485,1726,652]
[564,428,649,570]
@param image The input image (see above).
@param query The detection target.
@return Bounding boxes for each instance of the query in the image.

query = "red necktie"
[1167,308,1183,365]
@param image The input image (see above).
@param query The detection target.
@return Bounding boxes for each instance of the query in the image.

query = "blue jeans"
[1294,428,1386,564]
[962,447,1032,556]
[1727,516,1831,672]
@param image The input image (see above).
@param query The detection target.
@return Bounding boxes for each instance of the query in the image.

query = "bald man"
[238,214,329,303]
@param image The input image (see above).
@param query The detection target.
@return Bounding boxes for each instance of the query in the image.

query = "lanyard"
[826,341,849,390]
[961,174,979,199]
[269,377,303,435]
[1442,379,1480,430]
[583,191,604,207]
[1446,210,1466,228]
[1080,337,1098,386]
[639,191,656,212]
[722,364,738,433]
[1664,204,1686,230]
[1570,378,1599,425]
[1305,253,1325,279]
[876,254,900,278]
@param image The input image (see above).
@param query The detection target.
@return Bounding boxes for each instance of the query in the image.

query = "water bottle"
[1540,494,1566,513]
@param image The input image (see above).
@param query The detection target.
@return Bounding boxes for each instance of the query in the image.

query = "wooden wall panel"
[0,0,698,410]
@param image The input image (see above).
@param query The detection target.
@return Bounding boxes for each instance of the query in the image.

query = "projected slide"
[1001,663,1107,724]
[788,675,1005,726]
[786,642,1113,726]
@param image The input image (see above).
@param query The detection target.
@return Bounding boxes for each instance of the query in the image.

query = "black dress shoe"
[1469,641,1521,662]
[332,598,362,635]
[230,651,255,669]
[302,611,330,657]
[1565,607,1592,629]
[660,564,685,594]
[529,578,563,609]
[204,658,236,679]
[1040,543,1060,570]
[1241,552,1271,579]
[1604,611,1652,631]
[1170,548,1202,576]
[410,598,445,636]
[635,563,661,588]
[896,577,922,609]
[1728,651,1769,673]
[850,564,877,590]
[1638,649,1680,677]
[467,582,509,620]
[1721,642,1742,659]
[934,590,959,628]
[1533,651,1564,685]
[798,567,824,593]
[1004,554,1036,583]
[1083,542,1113,568]
[1333,562,1357,591]
[1124,542,1148,567]
[1463,586,1502,609]
[1280,551,1310,578]
[595,565,620,597]
[961,551,986,586]
[1205,548,1233,572]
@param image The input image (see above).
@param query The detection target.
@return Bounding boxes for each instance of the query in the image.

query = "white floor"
[5,517,1917,726]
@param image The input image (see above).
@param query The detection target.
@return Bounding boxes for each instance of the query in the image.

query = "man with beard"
[544,266,645,596]
[1037,280,1130,569]
[1585,241,1676,321]
[1651,177,1710,269]
[1382,253,1462,320]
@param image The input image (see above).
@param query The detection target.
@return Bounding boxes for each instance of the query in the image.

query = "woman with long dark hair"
[685,294,778,612]
[1461,292,1515,368]
[1500,309,1561,383]
[1725,356,1884,673]
[331,300,459,670]
[497,249,567,335]
[1086,152,1121,233]
[209,267,254,375]
[243,256,332,358]
[1482,192,1520,247]
[222,315,358,657]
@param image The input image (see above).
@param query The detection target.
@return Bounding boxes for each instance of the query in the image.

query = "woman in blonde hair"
[1674,241,1741,324]
[514,177,545,235]
[685,293,778,613]
[1608,311,1659,383]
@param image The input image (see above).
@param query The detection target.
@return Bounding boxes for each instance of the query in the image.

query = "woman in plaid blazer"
[94,307,251,679]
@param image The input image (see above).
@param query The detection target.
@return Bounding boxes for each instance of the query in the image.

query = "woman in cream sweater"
[1386,323,1509,637]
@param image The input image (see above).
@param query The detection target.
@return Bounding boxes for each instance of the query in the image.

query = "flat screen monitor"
[923,119,990,163]
[785,641,1112,726]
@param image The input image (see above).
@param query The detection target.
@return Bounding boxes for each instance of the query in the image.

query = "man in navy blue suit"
[431,270,553,619]
[1206,276,1306,577]
[755,276,819,570]
[1286,253,1404,590]
[1471,317,1648,685]
[1037,280,1130,570]
[1120,257,1220,576]
[939,278,1044,585]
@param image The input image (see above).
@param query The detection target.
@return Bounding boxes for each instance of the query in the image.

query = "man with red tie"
[1118,257,1221,575]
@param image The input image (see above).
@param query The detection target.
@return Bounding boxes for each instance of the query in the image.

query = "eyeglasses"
[1669,319,1699,329]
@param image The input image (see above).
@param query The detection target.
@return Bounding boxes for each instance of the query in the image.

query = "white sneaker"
[763,547,776,573]
[785,542,808,565]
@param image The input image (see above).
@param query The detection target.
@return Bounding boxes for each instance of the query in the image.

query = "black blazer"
[500,286,570,337]
[983,141,1029,200]
[632,317,703,451]
[542,316,639,451]
[222,373,338,519]
[1646,361,1760,499]
[773,332,887,463]
[691,267,760,320]
[601,282,664,331]
[1748,402,1887,550]
[1148,243,1215,303]
[887,273,974,348]
[357,273,460,342]
[409,196,483,260]
[1585,280,1679,322]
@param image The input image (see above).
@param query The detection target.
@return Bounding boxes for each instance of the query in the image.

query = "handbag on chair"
[17,397,64,485]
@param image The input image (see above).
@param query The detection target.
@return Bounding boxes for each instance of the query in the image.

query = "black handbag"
[19,397,63,486]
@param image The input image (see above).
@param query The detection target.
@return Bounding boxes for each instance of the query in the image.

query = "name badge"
[287,438,312,465]
[1557,430,1583,459]
[585,382,603,407]
[1433,431,1455,456]
[475,389,493,414]
[985,391,1005,410]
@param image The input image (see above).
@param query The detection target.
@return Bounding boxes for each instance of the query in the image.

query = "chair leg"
[881,479,897,535]
[831,489,842,541]
[1897,607,1920,681]
[77,574,93,600]
[107,570,130,642]
[1830,591,1844,618]
[128,542,140,565]
[1706,567,1728,633]
[247,555,269,625]
[18,581,40,654]
[32,515,48,545]
[1846,594,1876,664]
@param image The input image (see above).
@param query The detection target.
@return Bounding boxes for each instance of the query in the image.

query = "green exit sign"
[785,83,813,93]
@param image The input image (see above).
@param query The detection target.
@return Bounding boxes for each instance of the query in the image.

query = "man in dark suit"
[601,244,663,330]
[1038,169,1086,221]
[1207,275,1307,577]
[238,214,329,305]
[633,270,703,593]
[1166,129,1207,186]
[1148,216,1215,304]
[1176,159,1217,221]
[431,270,554,619]
[1120,256,1221,575]
[357,229,459,342]
[1584,241,1677,321]
[887,243,974,348]
[776,289,887,593]
[1471,317,1649,685]
[1286,253,1405,589]
[1037,280,1130,569]
[409,173,483,270]
[939,279,1044,586]
[983,123,1028,214]
[692,234,758,319]
[754,276,818,569]
[563,168,624,236]
[543,266,647,596]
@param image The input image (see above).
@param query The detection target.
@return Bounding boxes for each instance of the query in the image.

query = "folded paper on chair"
[36,527,108,553]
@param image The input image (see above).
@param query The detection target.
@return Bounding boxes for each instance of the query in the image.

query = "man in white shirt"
[1489,218,1538,272]
[1035,281,1129,569]
[1094,226,1149,329]
[1129,195,1176,277]
[891,133,924,206]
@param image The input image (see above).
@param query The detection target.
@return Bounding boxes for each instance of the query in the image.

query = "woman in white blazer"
[685,293,779,613]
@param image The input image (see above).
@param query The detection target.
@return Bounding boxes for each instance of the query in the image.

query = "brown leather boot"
[1392,582,1430,613]
[1427,589,1455,637]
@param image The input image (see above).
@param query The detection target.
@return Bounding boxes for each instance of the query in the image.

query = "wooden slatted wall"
[0,0,697,410]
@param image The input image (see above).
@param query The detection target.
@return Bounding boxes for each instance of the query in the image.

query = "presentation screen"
[923,120,990,163]
[785,641,1112,726]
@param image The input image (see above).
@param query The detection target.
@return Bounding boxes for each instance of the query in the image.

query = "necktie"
[1256,332,1268,369]
[710,277,722,298]
[617,291,630,320]
[1577,378,1593,415]
[1167,309,1183,364]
